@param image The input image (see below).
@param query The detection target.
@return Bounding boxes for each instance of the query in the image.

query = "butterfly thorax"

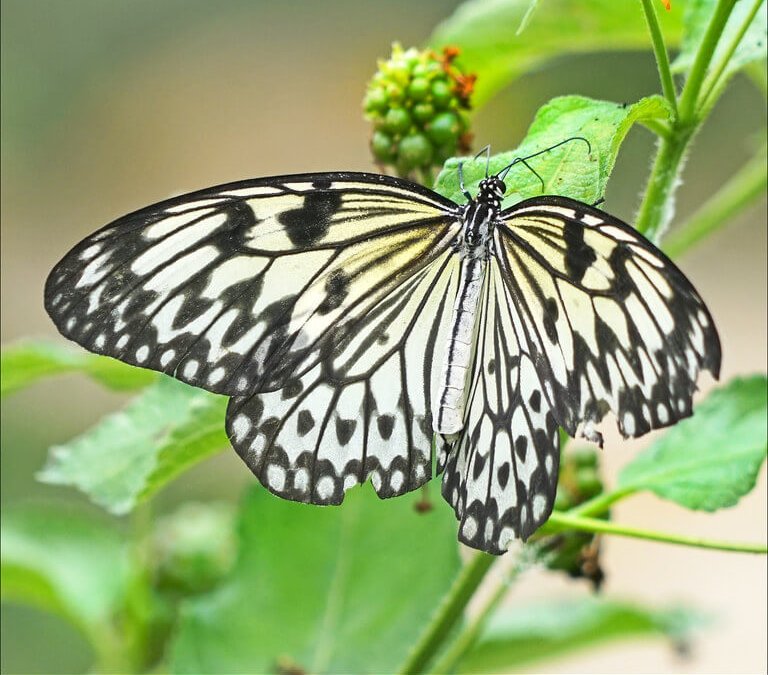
[459,177,505,260]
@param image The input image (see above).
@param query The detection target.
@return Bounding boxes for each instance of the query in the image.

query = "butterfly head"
[477,176,507,206]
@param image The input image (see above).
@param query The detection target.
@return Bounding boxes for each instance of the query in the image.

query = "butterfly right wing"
[45,172,460,397]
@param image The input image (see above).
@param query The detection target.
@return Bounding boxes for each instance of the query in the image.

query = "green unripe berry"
[412,102,435,123]
[364,87,388,114]
[408,77,430,101]
[427,111,460,145]
[398,133,433,170]
[431,79,453,108]
[371,130,396,163]
[384,107,411,135]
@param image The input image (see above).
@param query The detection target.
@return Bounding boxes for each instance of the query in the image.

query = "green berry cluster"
[545,447,606,589]
[364,43,474,179]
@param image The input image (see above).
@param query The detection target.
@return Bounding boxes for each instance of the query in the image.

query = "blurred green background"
[1,1,765,673]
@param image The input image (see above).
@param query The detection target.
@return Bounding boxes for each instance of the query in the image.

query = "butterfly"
[44,144,721,554]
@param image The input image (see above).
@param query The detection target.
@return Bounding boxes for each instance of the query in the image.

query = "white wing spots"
[316,475,336,500]
[135,345,150,363]
[532,493,548,520]
[132,216,225,275]
[66,317,77,331]
[622,411,636,436]
[266,464,286,491]
[208,367,227,386]
[75,250,112,288]
[657,403,669,424]
[94,334,106,349]
[182,360,199,379]
[461,515,478,541]
[231,413,252,442]
[143,207,217,240]
[79,243,102,260]
[116,334,129,350]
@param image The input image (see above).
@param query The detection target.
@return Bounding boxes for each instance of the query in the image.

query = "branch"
[545,512,768,554]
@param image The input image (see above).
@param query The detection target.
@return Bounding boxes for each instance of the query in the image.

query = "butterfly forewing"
[495,195,721,445]
[45,173,460,397]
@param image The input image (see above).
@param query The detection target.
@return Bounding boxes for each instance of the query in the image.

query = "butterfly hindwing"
[495,195,721,446]
[45,172,460,398]
[440,260,559,553]
[226,249,460,504]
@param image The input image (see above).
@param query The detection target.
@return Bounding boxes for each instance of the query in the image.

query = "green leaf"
[38,377,228,514]
[1,340,156,397]
[429,0,684,107]
[1,504,128,642]
[619,375,768,510]
[673,0,767,80]
[169,483,461,674]
[435,95,672,205]
[457,597,702,672]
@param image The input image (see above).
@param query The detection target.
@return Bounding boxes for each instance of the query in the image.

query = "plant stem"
[567,486,637,518]
[634,129,692,241]
[640,0,679,115]
[426,557,527,674]
[698,0,765,113]
[546,512,768,554]
[664,148,767,258]
[397,550,497,674]
[677,0,738,123]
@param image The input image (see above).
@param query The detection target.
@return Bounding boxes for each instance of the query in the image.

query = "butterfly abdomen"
[435,199,496,435]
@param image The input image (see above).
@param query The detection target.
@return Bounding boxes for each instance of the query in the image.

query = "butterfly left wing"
[494,195,721,445]
[438,259,560,553]
[44,172,460,397]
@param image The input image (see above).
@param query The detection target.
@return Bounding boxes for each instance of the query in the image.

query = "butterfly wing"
[439,260,560,553]
[495,195,721,445]
[226,248,460,503]
[45,172,460,396]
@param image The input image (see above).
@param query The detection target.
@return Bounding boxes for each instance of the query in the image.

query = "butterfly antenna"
[497,136,592,191]
[457,160,472,201]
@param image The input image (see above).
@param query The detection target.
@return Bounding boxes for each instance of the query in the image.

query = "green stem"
[397,550,497,675]
[545,512,768,554]
[567,486,637,518]
[698,0,765,113]
[677,0,738,123]
[427,558,527,675]
[640,0,679,115]
[634,130,692,241]
[664,148,767,258]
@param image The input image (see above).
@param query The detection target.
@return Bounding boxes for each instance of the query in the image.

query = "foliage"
[2,1,766,673]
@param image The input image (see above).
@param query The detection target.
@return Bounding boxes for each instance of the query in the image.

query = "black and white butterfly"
[45,148,720,554]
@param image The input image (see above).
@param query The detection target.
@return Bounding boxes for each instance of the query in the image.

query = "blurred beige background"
[1,1,766,673]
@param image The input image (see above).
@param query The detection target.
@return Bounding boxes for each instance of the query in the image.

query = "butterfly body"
[45,168,720,554]
[436,177,504,436]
